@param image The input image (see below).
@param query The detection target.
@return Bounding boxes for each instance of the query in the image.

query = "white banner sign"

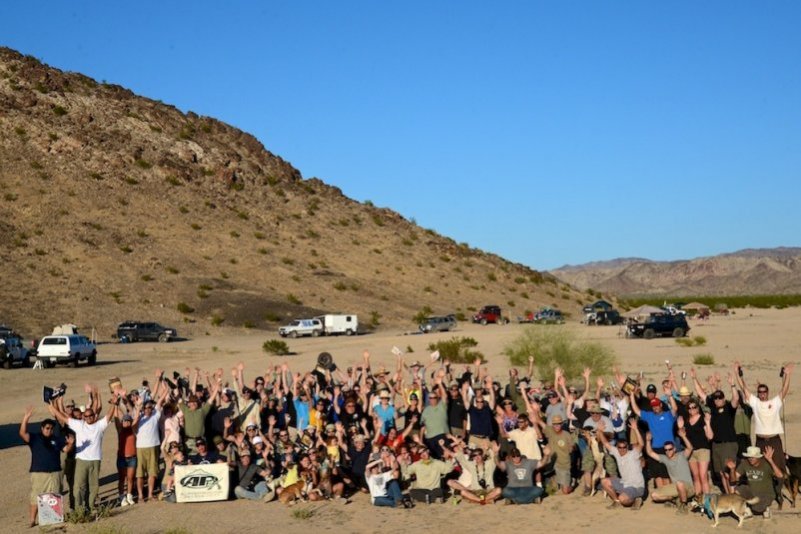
[37,493,64,525]
[175,463,229,503]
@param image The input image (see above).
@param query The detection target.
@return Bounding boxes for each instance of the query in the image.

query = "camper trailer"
[315,314,358,336]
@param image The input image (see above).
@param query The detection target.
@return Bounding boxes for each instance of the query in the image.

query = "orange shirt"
[117,425,136,457]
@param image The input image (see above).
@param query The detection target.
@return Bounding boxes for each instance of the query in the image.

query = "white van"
[37,335,97,367]
[315,314,358,336]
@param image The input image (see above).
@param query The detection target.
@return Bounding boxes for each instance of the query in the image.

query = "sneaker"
[126,494,135,506]
[632,497,642,511]
[763,508,771,519]
[119,495,129,507]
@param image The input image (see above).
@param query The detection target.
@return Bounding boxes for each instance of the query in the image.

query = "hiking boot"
[632,497,642,511]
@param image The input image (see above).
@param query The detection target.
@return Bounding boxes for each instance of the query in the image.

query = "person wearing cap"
[630,385,677,489]
[232,363,261,431]
[444,440,502,505]
[535,411,576,494]
[736,361,793,487]
[113,410,137,506]
[506,387,544,473]
[576,404,614,496]
[366,454,406,507]
[674,385,695,420]
[420,376,449,459]
[20,407,74,527]
[189,437,224,465]
[446,379,467,438]
[727,444,784,518]
[597,420,645,510]
[645,427,695,514]
[370,389,395,436]
[234,448,275,502]
[692,366,741,493]
[462,379,495,453]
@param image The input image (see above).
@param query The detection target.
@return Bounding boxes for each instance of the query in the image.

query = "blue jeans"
[502,485,543,504]
[373,480,403,507]
[235,481,270,501]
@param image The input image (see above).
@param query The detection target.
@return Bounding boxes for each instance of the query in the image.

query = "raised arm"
[19,406,34,443]
[629,391,641,417]
[690,367,706,398]
[644,432,659,461]
[733,362,751,399]
[780,363,793,400]
[727,372,740,408]
[526,355,535,380]
[47,400,69,426]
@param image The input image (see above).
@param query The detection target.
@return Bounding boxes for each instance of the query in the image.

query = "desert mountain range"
[550,247,801,297]
[1,48,595,338]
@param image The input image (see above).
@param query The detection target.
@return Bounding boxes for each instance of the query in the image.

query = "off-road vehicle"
[628,314,690,339]
[117,321,177,343]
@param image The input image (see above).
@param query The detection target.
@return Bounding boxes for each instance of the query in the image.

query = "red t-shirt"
[117,426,136,458]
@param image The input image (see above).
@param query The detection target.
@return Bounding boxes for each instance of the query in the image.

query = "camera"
[42,383,67,404]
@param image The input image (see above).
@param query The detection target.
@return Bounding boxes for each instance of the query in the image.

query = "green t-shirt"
[421,401,448,438]
[543,426,576,469]
[736,458,775,497]
[180,403,211,438]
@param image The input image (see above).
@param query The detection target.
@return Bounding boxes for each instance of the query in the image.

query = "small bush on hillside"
[263,339,291,355]
[504,328,617,381]
[211,315,225,326]
[487,273,497,282]
[427,337,484,364]
[693,353,715,365]
[370,311,381,327]
[177,302,195,314]
[412,306,434,324]
[287,294,302,305]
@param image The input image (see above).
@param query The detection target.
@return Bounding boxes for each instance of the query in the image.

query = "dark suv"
[472,305,508,325]
[627,314,689,339]
[117,321,177,343]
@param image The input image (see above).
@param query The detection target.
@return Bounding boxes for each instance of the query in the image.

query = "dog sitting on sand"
[784,454,801,507]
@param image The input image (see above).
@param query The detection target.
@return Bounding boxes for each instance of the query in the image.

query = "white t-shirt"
[136,407,162,448]
[748,394,784,436]
[507,426,542,460]
[367,470,394,502]
[68,417,110,461]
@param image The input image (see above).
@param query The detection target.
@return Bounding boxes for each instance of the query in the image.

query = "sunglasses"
[617,445,628,450]
[688,405,699,409]
[664,447,675,452]
[758,389,768,394]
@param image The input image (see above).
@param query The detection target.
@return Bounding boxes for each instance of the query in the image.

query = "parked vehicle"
[587,310,624,326]
[419,315,457,333]
[315,314,359,336]
[117,321,177,343]
[472,305,508,325]
[279,318,324,338]
[583,300,615,314]
[1,335,31,368]
[36,335,97,367]
[627,314,690,339]
[534,308,565,324]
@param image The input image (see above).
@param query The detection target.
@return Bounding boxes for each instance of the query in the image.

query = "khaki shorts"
[652,481,695,500]
[689,448,710,463]
[136,446,159,478]
[31,472,62,504]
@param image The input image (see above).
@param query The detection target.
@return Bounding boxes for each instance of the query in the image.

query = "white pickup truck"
[1,336,31,368]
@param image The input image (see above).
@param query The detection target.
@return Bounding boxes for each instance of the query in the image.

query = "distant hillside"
[0,48,596,338]
[550,248,801,297]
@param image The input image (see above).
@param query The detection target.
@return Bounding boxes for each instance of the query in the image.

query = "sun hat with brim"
[678,387,692,396]
[379,390,391,399]
[551,415,564,425]
[587,406,603,414]
[743,446,763,458]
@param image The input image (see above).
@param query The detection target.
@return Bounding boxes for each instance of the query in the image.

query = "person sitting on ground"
[444,439,501,504]
[644,427,695,514]
[495,443,550,505]
[533,411,576,494]
[234,449,275,502]
[366,454,407,507]
[403,445,454,504]
[727,445,784,519]
[598,420,645,510]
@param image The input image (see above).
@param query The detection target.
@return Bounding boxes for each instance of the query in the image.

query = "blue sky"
[2,1,799,269]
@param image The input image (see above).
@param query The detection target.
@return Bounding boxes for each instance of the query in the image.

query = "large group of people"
[21,349,794,527]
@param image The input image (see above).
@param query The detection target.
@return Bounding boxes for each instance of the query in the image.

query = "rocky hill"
[0,48,595,339]
[551,247,801,297]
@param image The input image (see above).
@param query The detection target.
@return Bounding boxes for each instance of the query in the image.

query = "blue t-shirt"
[468,405,493,437]
[640,410,676,448]
[28,432,65,473]
[293,398,311,430]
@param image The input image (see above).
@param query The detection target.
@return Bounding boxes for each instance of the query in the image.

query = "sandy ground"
[1,308,799,533]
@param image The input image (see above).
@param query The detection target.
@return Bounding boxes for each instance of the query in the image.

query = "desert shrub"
[292,507,315,520]
[503,328,617,381]
[264,312,281,323]
[211,315,225,326]
[287,294,301,305]
[693,353,715,365]
[263,339,291,355]
[487,273,497,282]
[333,281,347,291]
[455,312,467,321]
[135,158,152,169]
[692,335,707,346]
[166,266,180,274]
[176,302,195,314]
[140,274,153,282]
[53,105,68,116]
[406,345,415,353]
[427,337,484,364]
[243,321,255,329]
[675,338,694,347]
[412,306,434,324]
[370,311,381,327]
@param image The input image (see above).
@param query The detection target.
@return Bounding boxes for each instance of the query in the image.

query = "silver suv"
[419,315,457,333]
[36,335,97,367]
[1,336,31,368]
[278,319,324,338]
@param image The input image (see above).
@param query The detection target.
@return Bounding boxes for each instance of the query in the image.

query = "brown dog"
[785,454,801,508]
[278,480,307,505]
